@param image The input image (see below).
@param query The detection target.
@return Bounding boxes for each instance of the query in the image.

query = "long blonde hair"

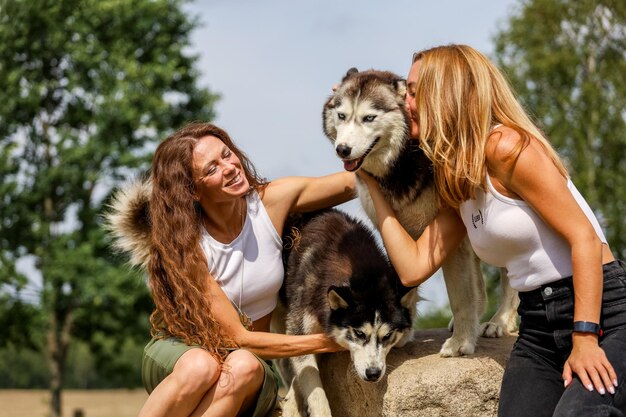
[412,44,567,208]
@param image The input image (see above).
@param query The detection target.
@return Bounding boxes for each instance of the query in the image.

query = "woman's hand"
[355,168,465,287]
[563,333,618,395]
[323,335,346,353]
[356,169,379,190]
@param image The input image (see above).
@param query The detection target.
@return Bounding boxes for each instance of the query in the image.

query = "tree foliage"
[0,0,217,414]
[494,0,626,257]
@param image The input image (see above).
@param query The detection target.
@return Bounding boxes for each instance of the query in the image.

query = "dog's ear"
[341,67,359,82]
[328,285,351,310]
[394,79,407,100]
[399,287,419,310]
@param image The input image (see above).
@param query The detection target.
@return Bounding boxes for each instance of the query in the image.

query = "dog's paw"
[280,386,307,417]
[308,408,332,417]
[506,321,519,334]
[502,314,519,333]
[439,336,476,357]
[279,397,302,417]
[481,313,519,337]
[480,321,505,338]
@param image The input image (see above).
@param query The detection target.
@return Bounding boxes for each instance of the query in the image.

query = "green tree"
[0,1,218,416]
[494,0,626,257]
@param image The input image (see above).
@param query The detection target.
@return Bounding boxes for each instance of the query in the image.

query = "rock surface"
[273,328,516,417]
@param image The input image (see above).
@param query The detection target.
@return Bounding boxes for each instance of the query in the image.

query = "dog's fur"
[322,68,519,357]
[275,209,417,417]
[105,180,152,268]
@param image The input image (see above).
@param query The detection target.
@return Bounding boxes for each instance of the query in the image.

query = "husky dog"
[276,209,416,417]
[322,68,519,357]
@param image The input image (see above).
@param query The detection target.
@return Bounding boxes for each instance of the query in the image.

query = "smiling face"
[331,96,388,171]
[192,135,250,204]
[405,60,421,139]
[322,69,409,177]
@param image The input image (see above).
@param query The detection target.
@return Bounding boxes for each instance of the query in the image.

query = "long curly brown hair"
[148,122,266,361]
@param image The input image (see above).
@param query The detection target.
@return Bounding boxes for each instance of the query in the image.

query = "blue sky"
[185,0,518,179]
[16,0,520,310]
[183,0,520,311]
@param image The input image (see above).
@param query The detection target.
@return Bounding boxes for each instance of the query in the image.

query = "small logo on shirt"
[471,210,484,229]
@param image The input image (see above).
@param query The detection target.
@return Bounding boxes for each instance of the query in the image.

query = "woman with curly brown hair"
[110,122,355,417]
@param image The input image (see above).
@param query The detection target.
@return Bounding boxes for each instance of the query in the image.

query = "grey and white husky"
[275,209,416,417]
[322,68,519,357]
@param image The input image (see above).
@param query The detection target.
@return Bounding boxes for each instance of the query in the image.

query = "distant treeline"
[0,338,144,389]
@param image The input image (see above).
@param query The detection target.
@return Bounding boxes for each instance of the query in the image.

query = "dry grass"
[0,389,148,417]
[1,389,285,416]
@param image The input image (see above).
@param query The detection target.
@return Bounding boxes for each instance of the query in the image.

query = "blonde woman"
[359,44,626,416]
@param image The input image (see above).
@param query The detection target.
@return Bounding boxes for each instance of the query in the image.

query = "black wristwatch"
[572,321,602,336]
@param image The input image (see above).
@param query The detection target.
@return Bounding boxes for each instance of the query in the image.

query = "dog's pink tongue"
[343,160,358,172]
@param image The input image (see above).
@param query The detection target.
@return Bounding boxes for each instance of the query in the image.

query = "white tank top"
[459,175,607,291]
[200,191,284,320]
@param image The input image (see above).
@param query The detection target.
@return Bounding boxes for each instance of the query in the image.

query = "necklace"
[235,197,254,330]
[205,197,254,331]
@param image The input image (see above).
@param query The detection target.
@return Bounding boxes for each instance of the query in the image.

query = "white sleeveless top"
[200,191,284,321]
[459,175,607,292]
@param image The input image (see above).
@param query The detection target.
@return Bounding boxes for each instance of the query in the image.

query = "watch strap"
[572,321,602,336]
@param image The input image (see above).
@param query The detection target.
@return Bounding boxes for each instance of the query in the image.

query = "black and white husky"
[322,68,519,357]
[275,209,416,417]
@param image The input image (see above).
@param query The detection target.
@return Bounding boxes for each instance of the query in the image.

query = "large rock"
[310,328,516,417]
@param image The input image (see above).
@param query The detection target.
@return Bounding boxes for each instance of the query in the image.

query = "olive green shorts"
[141,338,279,417]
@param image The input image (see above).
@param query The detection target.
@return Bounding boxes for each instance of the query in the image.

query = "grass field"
[0,389,148,417]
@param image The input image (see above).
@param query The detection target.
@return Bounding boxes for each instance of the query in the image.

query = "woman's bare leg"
[192,349,265,417]
[138,348,220,417]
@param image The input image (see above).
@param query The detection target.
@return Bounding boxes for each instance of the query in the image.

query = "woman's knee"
[224,349,264,389]
[171,348,221,394]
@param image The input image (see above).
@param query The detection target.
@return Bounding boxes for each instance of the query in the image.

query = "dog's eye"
[353,329,366,339]
[381,333,393,342]
[363,115,376,122]
[337,112,346,120]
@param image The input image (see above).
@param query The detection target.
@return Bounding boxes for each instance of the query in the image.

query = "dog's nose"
[336,144,352,158]
[365,367,382,381]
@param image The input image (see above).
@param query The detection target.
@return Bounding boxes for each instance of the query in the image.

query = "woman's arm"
[206,273,342,359]
[261,171,356,234]
[209,172,353,358]
[487,127,616,393]
[357,171,467,287]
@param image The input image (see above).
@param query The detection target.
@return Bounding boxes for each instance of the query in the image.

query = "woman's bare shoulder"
[486,125,526,169]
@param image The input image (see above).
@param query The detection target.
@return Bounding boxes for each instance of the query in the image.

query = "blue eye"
[363,115,376,122]
[337,112,346,120]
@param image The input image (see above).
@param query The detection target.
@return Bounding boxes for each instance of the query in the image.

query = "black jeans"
[498,260,626,417]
